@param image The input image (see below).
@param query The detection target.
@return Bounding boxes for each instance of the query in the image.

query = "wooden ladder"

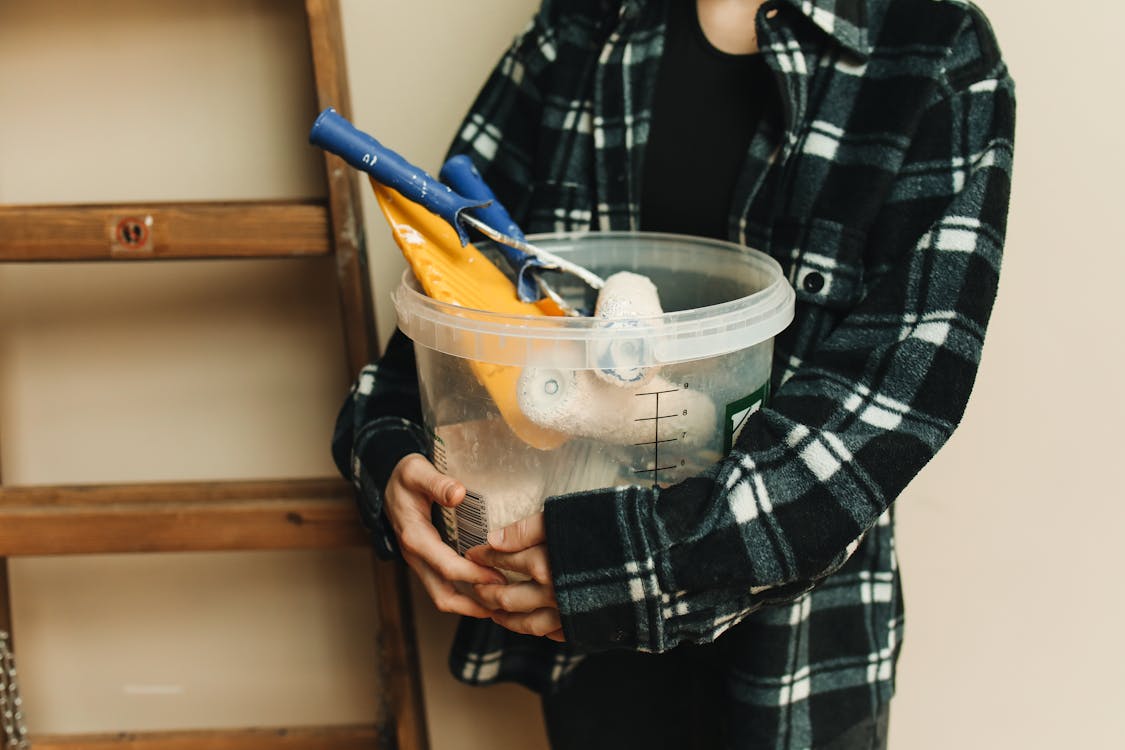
[0,2,428,748]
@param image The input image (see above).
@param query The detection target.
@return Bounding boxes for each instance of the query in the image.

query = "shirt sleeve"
[545,16,1017,653]
[331,329,429,560]
[443,0,579,219]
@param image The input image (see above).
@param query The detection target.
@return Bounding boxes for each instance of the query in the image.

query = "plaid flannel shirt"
[332,0,1015,744]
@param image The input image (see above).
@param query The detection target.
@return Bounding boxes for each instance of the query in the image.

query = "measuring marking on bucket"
[633,384,689,488]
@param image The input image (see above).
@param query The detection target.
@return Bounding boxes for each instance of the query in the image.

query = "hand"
[385,454,506,618]
[465,512,565,642]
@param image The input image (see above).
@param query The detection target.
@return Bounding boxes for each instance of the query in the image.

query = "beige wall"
[0,0,1120,748]
[890,1,1125,745]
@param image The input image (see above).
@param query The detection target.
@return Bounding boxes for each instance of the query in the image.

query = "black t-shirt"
[639,0,780,240]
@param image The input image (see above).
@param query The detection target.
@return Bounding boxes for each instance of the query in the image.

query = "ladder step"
[0,479,367,555]
[0,201,331,261]
[29,724,382,750]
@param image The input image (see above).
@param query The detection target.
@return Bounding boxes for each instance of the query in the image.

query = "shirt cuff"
[544,485,663,653]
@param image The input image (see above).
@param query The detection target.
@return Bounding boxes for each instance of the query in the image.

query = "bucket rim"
[392,230,795,366]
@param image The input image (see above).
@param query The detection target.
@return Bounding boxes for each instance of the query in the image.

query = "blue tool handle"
[439,155,526,241]
[440,155,547,302]
[309,107,484,245]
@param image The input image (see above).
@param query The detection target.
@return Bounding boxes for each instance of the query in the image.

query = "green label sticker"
[723,382,770,454]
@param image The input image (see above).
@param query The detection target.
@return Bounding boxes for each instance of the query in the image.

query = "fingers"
[487,511,547,551]
[385,455,499,586]
[465,543,552,585]
[491,607,563,639]
[385,455,512,618]
[407,552,493,619]
[399,522,506,586]
[473,580,558,612]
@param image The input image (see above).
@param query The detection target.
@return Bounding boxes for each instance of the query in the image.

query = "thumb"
[487,512,546,551]
[399,455,465,507]
[425,472,465,508]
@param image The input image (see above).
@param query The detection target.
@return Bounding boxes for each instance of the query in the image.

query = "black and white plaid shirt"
[332,0,1015,745]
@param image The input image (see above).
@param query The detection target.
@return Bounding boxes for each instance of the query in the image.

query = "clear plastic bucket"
[393,231,794,555]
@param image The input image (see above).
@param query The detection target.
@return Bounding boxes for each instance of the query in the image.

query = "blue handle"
[439,155,526,241]
[440,155,546,302]
[309,108,484,246]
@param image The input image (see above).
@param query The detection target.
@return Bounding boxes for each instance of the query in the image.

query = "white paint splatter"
[394,224,425,246]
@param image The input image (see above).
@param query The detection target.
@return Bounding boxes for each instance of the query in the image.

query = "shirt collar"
[776,0,873,58]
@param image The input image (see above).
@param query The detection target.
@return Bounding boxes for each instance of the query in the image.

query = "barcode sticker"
[428,428,488,556]
[453,490,488,555]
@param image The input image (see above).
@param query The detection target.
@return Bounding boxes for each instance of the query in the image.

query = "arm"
[537,18,1016,653]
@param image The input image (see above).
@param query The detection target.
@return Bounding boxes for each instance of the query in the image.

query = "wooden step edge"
[29,723,383,750]
[0,200,332,261]
[0,479,368,555]
[0,478,351,508]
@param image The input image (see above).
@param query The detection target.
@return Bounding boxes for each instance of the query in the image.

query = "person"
[332,0,1015,747]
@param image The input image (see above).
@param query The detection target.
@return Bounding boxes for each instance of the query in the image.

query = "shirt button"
[803,272,825,293]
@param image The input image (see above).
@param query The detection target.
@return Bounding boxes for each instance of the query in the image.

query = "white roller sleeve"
[592,271,663,387]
